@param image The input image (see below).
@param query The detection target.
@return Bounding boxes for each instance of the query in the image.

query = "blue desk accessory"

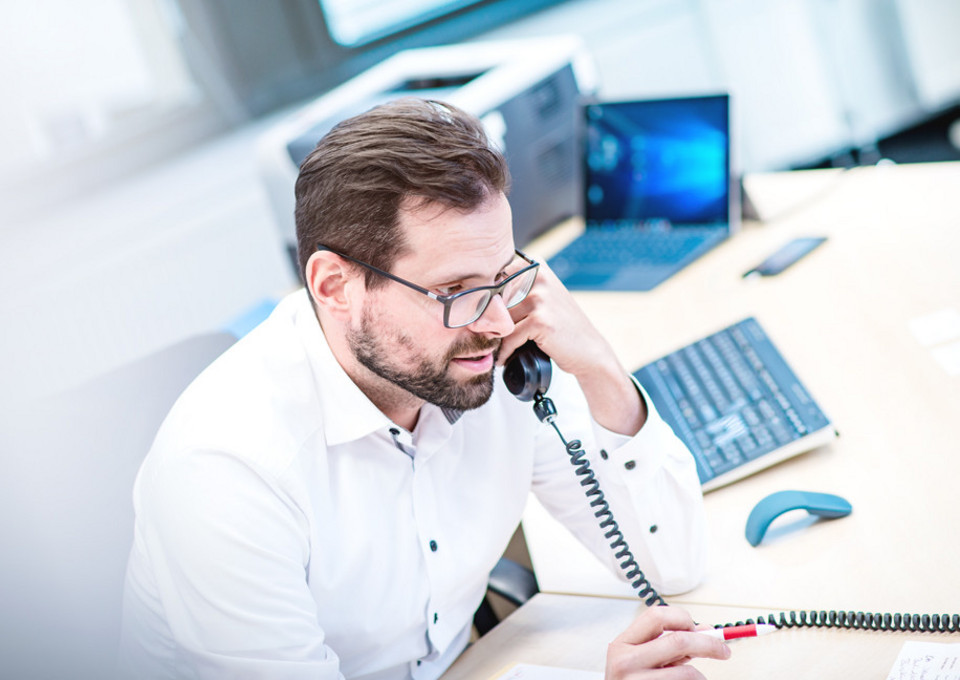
[745,490,852,546]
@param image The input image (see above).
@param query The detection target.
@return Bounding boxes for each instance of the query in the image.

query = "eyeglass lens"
[446,266,537,327]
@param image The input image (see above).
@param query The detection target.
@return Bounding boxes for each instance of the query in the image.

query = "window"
[0,0,198,170]
[319,0,485,46]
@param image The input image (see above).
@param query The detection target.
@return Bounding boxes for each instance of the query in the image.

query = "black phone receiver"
[502,340,552,402]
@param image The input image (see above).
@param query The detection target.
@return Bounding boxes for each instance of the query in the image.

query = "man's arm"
[121,449,343,680]
[505,261,706,593]
[528,365,707,595]
[568,347,648,435]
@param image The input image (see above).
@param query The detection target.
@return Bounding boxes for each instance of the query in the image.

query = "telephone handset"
[502,342,960,632]
[503,341,667,607]
[502,340,551,403]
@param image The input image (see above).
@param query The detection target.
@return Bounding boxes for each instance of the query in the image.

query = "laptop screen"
[584,94,730,228]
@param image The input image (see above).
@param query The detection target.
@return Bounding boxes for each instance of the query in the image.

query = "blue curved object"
[745,490,852,547]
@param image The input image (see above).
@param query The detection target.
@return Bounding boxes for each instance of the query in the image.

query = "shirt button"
[433,612,439,624]
[429,540,438,552]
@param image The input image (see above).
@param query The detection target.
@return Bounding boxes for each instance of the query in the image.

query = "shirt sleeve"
[528,368,707,595]
[121,447,345,680]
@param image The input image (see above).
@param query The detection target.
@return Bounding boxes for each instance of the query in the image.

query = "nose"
[467,292,515,338]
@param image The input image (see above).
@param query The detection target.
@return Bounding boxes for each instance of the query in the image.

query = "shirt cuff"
[591,375,683,469]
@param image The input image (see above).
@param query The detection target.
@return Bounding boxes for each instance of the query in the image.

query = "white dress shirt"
[119,289,706,680]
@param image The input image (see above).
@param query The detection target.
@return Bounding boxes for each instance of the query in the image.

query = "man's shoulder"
[150,293,325,478]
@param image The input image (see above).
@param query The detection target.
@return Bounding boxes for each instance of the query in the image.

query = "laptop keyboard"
[633,318,834,489]
[550,225,720,267]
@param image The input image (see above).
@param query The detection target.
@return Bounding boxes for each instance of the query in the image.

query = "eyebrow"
[432,251,519,287]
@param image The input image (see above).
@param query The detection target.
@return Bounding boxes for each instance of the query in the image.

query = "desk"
[519,162,960,614]
[441,593,960,679]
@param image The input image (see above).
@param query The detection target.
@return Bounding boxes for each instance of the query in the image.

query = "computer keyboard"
[633,317,836,491]
[548,224,730,291]
[551,224,719,267]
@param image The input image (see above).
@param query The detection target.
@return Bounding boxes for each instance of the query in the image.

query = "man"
[119,98,729,679]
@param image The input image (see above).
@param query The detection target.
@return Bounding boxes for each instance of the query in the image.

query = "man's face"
[348,306,501,411]
[346,192,518,411]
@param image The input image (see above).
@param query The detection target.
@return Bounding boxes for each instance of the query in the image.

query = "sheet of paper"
[931,340,960,376]
[908,308,960,347]
[492,663,603,680]
[886,641,960,680]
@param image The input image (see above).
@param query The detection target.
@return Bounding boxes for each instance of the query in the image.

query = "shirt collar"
[290,291,462,448]
[441,407,463,425]
[292,291,392,446]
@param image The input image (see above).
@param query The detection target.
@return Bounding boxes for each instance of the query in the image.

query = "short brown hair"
[294,97,511,286]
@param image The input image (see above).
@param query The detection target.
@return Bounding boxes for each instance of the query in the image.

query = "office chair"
[474,555,539,636]
[0,332,237,680]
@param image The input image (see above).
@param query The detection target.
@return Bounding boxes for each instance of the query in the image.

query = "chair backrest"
[0,332,235,680]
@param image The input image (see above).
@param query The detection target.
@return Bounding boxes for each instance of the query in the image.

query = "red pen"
[697,623,778,641]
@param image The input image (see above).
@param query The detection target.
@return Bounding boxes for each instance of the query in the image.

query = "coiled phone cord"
[531,392,960,630]
[533,393,666,607]
[719,610,960,633]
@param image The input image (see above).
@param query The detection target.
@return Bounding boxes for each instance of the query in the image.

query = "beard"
[347,307,501,411]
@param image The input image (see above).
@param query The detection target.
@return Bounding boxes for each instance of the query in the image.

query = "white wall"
[1,0,957,405]
[472,0,947,171]
[0,115,295,407]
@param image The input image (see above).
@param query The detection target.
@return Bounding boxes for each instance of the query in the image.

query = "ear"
[305,250,361,322]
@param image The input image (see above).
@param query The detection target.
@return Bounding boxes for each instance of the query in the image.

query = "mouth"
[450,352,495,373]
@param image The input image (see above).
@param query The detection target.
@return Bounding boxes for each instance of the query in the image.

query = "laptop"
[549,93,737,291]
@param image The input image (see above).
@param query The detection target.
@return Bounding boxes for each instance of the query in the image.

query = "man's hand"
[502,262,646,435]
[606,606,731,679]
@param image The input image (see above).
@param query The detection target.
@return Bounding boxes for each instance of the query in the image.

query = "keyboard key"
[774,391,792,412]
[757,400,777,420]
[784,408,807,435]
[735,435,763,460]
[769,419,795,445]
[719,443,744,465]
[741,405,762,427]
[704,448,725,469]
[695,430,713,451]
[702,340,747,404]
[706,414,746,440]
[679,400,700,428]
[753,425,775,449]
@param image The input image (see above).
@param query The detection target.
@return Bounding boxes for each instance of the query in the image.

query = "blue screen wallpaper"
[585,95,729,226]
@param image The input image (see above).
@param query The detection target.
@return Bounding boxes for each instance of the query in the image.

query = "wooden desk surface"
[520,162,960,614]
[442,593,960,680]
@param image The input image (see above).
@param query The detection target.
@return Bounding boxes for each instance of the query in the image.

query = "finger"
[639,630,732,668]
[511,260,569,323]
[613,606,698,646]
[505,283,546,334]
[532,259,563,286]
[606,664,708,680]
[497,333,531,368]
[606,646,714,680]
[504,290,596,371]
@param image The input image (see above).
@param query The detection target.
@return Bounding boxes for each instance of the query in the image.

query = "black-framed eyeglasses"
[316,244,539,328]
